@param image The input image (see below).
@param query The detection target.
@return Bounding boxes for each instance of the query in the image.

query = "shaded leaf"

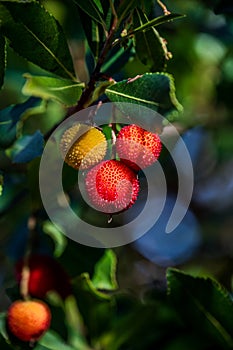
[133,8,168,72]
[9,130,44,163]
[22,74,84,107]
[92,249,118,290]
[0,1,75,79]
[0,34,6,89]
[129,13,185,36]
[78,9,104,60]
[0,97,42,149]
[0,313,8,342]
[167,268,233,348]
[72,0,105,29]
[39,330,76,350]
[72,273,116,339]
[101,294,181,350]
[102,42,134,75]
[117,0,138,19]
[43,221,67,258]
[64,296,92,350]
[106,73,182,124]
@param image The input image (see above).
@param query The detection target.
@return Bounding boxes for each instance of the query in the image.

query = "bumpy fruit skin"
[60,123,107,170]
[16,255,72,299]
[85,160,139,213]
[7,300,51,342]
[116,124,162,171]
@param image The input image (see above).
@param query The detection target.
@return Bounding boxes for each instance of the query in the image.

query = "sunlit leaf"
[106,73,182,123]
[22,74,84,107]
[167,268,233,348]
[92,249,118,290]
[0,0,75,79]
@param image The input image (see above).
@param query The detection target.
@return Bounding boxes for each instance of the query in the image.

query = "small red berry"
[7,299,51,342]
[15,255,72,300]
[116,124,162,171]
[85,160,139,213]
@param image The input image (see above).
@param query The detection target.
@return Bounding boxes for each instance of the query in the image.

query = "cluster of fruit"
[60,123,162,213]
[5,124,162,345]
[6,255,71,343]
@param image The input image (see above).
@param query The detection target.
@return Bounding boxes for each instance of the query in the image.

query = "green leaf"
[106,73,182,123]
[72,273,116,339]
[117,0,141,19]
[22,74,84,107]
[79,9,104,60]
[129,13,185,36]
[43,221,67,258]
[0,312,9,342]
[8,130,44,163]
[72,0,106,29]
[0,97,42,149]
[39,330,76,350]
[93,0,104,14]
[92,249,118,290]
[167,268,233,349]
[64,296,92,350]
[0,1,75,79]
[0,34,6,89]
[133,8,168,72]
[102,43,134,75]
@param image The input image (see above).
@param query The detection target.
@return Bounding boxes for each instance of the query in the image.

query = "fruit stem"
[157,0,171,15]
[20,256,30,300]
[44,12,119,141]
[109,104,117,160]
[20,215,38,300]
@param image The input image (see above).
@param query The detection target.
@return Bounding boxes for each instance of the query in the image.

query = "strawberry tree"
[0,1,233,349]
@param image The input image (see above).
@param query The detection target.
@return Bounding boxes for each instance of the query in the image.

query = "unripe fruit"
[85,160,139,213]
[16,255,72,299]
[7,300,51,342]
[116,124,162,171]
[60,123,107,170]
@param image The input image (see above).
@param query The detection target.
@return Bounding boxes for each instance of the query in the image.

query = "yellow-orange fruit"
[60,123,107,169]
[7,300,51,342]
